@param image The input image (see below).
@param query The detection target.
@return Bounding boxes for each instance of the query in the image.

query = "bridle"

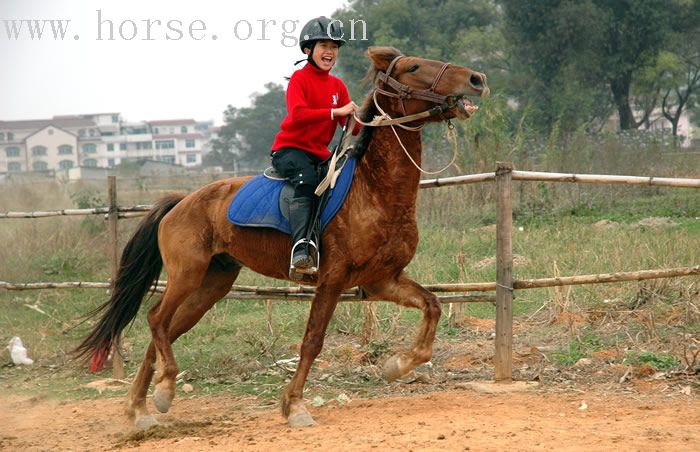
[375,55,463,123]
[352,54,468,175]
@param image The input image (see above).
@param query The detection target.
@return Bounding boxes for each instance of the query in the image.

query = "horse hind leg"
[128,255,240,425]
[363,272,441,382]
[148,276,201,414]
[127,341,159,429]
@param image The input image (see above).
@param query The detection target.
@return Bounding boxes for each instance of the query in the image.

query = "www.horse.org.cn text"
[0,11,369,46]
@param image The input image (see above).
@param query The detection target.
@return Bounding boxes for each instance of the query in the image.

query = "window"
[107,143,114,151]
[186,154,197,163]
[112,115,119,123]
[32,161,48,171]
[8,162,21,171]
[82,143,97,153]
[0,132,4,141]
[83,159,97,167]
[89,129,95,137]
[31,146,47,156]
[157,155,175,164]
[58,145,73,155]
[135,141,153,150]
[7,132,13,141]
[180,126,188,133]
[79,129,85,137]
[59,160,74,169]
[5,147,20,157]
[119,143,127,151]
[108,158,115,167]
[186,139,195,148]
[153,127,159,134]
[155,140,175,149]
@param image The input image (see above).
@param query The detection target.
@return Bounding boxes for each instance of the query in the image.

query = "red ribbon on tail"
[90,342,112,372]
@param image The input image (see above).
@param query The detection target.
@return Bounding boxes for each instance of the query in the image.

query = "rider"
[271,16,359,278]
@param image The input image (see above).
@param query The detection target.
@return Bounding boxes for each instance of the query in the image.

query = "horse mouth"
[455,97,480,119]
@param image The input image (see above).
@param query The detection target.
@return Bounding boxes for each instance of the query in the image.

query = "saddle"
[227,153,356,270]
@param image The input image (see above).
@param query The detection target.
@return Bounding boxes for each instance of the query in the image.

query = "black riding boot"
[289,196,316,277]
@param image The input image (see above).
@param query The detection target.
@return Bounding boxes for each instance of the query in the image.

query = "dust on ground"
[1,381,698,451]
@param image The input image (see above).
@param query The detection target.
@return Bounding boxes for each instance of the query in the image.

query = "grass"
[623,351,680,370]
[1,146,699,401]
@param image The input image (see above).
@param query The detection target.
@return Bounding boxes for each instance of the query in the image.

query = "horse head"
[362,46,489,124]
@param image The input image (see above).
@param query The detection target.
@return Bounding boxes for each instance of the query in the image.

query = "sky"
[0,0,351,124]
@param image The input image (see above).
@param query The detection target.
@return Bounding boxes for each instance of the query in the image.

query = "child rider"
[270,16,359,279]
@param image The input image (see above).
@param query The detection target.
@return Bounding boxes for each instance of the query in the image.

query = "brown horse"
[76,46,488,428]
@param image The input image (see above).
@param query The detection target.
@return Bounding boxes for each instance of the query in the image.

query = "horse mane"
[350,47,403,160]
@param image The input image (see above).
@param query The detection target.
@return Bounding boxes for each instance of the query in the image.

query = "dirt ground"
[1,383,698,452]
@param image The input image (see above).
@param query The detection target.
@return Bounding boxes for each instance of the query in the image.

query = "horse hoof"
[135,415,159,429]
[152,387,173,413]
[288,411,316,428]
[382,354,407,382]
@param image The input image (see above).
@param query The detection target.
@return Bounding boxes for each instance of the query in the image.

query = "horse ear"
[367,46,403,72]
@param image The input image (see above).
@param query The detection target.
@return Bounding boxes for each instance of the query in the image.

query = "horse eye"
[407,65,419,73]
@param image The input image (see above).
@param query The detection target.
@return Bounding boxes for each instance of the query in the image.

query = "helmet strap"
[304,41,321,70]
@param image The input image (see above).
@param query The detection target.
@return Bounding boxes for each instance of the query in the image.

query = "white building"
[0,113,216,174]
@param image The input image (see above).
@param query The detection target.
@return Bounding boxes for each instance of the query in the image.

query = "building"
[0,113,217,174]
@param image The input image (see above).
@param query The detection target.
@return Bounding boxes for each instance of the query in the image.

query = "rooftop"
[148,119,197,126]
[0,118,96,130]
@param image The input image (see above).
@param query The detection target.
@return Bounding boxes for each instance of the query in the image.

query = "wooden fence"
[2,166,700,383]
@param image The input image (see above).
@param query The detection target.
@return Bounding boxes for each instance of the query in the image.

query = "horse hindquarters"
[74,193,185,368]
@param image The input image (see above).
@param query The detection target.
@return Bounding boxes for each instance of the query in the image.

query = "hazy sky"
[0,0,352,124]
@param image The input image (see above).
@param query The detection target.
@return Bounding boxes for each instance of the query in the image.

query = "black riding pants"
[271,147,321,198]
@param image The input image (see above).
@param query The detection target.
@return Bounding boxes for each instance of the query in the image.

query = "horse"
[76,46,489,429]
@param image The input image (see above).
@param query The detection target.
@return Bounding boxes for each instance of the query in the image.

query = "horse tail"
[74,193,185,370]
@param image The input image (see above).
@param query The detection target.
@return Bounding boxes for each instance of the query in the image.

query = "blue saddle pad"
[227,157,356,235]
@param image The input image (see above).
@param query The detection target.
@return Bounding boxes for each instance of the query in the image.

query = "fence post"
[108,176,125,380]
[495,162,513,382]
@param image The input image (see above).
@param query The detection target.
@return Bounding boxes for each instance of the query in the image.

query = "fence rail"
[1,167,699,383]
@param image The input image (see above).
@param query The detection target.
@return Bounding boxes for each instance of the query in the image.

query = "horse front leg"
[363,271,442,382]
[281,282,342,427]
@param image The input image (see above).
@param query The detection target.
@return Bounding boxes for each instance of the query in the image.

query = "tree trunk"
[610,72,637,130]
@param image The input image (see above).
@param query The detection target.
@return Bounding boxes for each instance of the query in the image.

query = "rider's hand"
[332,101,358,118]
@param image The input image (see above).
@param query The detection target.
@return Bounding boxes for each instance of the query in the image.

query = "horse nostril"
[470,74,483,87]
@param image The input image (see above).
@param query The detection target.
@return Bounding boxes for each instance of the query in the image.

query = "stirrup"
[289,239,319,280]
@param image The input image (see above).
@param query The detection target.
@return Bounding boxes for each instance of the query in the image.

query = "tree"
[332,0,501,99]
[205,83,286,171]
[502,0,678,132]
[659,3,700,143]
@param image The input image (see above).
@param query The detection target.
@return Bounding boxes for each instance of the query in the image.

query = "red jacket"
[272,63,359,160]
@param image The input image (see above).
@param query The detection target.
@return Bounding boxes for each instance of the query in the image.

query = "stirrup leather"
[289,238,320,279]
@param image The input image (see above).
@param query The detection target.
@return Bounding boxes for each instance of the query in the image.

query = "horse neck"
[354,125,423,205]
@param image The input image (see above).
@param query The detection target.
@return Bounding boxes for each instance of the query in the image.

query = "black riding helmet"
[299,16,346,53]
